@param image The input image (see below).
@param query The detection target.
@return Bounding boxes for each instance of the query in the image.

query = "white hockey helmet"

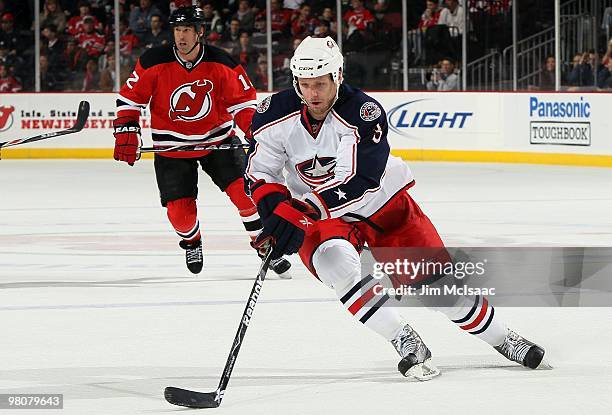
[290,36,344,103]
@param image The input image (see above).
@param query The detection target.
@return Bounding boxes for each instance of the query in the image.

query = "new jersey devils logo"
[296,155,336,188]
[169,80,214,122]
[0,106,15,132]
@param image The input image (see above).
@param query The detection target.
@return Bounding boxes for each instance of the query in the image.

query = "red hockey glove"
[113,117,142,166]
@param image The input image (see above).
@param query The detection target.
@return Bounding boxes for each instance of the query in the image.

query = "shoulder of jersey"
[139,44,175,69]
[252,88,302,133]
[333,84,385,128]
[202,44,240,69]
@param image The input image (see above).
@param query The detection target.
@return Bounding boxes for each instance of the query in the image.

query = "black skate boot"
[391,324,440,381]
[179,239,203,274]
[494,329,546,369]
[269,257,292,279]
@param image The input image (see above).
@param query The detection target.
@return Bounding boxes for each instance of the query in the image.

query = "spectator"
[313,20,331,38]
[539,56,556,90]
[42,24,66,72]
[426,58,459,91]
[590,50,604,72]
[220,18,241,55]
[76,16,105,58]
[67,1,103,36]
[40,0,67,34]
[418,0,440,32]
[201,2,223,36]
[252,54,268,90]
[119,18,140,62]
[129,0,163,39]
[343,0,375,33]
[567,52,594,87]
[64,36,88,72]
[0,39,15,68]
[601,39,612,66]
[206,31,222,47]
[142,14,171,49]
[0,12,18,55]
[39,54,62,91]
[319,7,337,34]
[597,58,612,89]
[232,0,255,33]
[101,39,130,69]
[0,62,21,91]
[99,52,116,91]
[236,30,257,74]
[81,58,99,91]
[291,3,318,38]
[269,0,292,35]
[438,0,465,36]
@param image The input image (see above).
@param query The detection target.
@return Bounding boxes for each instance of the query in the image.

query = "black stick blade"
[73,101,90,131]
[164,387,221,409]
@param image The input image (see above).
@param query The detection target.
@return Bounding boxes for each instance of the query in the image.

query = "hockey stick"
[140,141,250,153]
[164,247,274,409]
[0,101,90,149]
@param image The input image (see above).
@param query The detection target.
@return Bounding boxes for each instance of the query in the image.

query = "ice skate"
[391,324,440,381]
[179,239,203,274]
[494,329,548,369]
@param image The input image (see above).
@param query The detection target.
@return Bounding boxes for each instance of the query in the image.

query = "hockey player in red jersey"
[112,6,290,277]
[245,36,546,379]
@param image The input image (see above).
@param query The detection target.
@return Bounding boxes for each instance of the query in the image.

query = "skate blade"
[406,359,441,381]
[536,358,553,370]
[276,270,292,279]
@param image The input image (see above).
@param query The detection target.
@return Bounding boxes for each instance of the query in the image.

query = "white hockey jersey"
[245,84,414,221]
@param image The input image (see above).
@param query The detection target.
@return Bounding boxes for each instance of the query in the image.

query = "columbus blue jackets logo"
[256,96,271,113]
[296,155,336,187]
[169,80,214,122]
[360,101,381,122]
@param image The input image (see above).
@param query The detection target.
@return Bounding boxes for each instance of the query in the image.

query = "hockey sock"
[225,178,262,239]
[439,294,508,346]
[313,239,405,341]
[167,197,200,243]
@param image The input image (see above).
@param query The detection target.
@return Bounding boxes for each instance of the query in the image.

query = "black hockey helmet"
[169,6,205,33]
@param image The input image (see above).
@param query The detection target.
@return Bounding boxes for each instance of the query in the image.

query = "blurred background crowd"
[0,0,611,93]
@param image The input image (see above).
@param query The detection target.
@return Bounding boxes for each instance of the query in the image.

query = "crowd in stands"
[0,0,610,93]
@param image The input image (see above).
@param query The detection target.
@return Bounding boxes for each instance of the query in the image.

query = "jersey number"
[238,74,251,91]
[126,71,140,90]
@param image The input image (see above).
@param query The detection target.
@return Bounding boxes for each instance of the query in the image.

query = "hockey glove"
[250,181,291,221]
[113,117,142,166]
[253,200,317,259]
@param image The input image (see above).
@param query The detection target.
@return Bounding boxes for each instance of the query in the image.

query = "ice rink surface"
[1,160,611,415]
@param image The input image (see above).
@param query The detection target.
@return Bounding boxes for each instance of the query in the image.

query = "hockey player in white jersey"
[245,36,546,379]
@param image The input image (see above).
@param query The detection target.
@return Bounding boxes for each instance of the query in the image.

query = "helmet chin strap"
[185,31,201,55]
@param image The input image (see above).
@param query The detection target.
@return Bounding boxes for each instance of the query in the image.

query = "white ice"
[1,160,611,415]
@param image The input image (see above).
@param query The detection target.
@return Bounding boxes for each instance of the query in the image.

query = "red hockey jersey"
[117,44,257,158]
